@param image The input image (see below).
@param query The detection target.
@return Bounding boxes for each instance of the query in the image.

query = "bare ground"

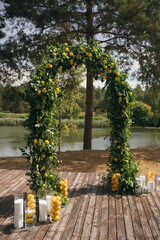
[0,148,160,175]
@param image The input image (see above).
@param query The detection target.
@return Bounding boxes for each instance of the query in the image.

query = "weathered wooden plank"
[99,184,109,240]
[135,196,154,239]
[122,196,135,240]
[108,195,117,240]
[116,196,126,240]
[147,193,160,230]
[141,195,160,238]
[128,195,144,240]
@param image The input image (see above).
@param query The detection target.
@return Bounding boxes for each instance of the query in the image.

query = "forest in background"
[0,83,160,127]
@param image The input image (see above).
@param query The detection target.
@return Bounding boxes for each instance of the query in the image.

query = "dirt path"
[0,148,160,175]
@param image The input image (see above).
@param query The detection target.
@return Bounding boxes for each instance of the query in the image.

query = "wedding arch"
[23,40,139,220]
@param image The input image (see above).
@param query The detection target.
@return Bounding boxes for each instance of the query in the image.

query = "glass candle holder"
[25,193,36,229]
[147,180,155,192]
[142,186,148,196]
[14,193,24,229]
[156,177,160,191]
[46,192,53,217]
[39,198,47,222]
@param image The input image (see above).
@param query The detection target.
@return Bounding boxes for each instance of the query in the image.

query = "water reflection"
[0,126,160,157]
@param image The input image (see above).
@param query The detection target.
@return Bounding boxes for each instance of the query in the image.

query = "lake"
[0,126,160,157]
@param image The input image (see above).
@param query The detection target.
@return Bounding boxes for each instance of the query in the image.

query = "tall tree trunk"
[83,71,94,149]
[83,0,94,150]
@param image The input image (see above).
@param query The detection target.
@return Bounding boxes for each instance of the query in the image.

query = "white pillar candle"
[14,198,24,228]
[39,199,47,222]
[136,177,143,187]
[46,195,52,215]
[147,181,155,192]
[139,175,146,188]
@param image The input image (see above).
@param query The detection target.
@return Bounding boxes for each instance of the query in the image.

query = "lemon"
[48,64,53,69]
[117,145,121,149]
[49,79,53,83]
[56,196,61,201]
[33,139,38,144]
[31,203,36,209]
[86,52,89,56]
[59,66,63,69]
[89,53,93,57]
[65,48,69,52]
[129,92,132,97]
[111,63,114,66]
[118,92,121,96]
[41,80,45,85]
[63,43,68,46]
[41,153,46,158]
[70,60,73,65]
[104,76,108,79]
[42,88,47,93]
[100,72,104,76]
[115,77,118,81]
[25,213,33,218]
[26,218,33,224]
[120,168,124,172]
[56,88,60,92]
[74,63,77,66]
[104,60,107,64]
[114,158,118,162]
[121,81,124,85]
[54,211,60,217]
[37,90,41,95]
[43,184,45,188]
[39,116,42,120]
[27,194,34,200]
[44,140,49,145]
[54,216,60,221]
[104,65,107,69]
[108,70,112,74]
[69,52,74,56]
[62,52,66,57]
[116,72,120,76]
[41,105,45,109]
[53,52,56,57]
[44,173,48,178]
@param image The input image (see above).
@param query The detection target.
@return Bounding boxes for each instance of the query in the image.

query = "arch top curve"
[39,41,121,85]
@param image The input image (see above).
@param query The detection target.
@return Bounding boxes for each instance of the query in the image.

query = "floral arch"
[24,41,139,220]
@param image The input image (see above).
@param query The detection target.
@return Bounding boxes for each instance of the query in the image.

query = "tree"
[1,0,160,148]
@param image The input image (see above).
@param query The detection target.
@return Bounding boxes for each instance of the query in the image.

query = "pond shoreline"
[0,148,160,175]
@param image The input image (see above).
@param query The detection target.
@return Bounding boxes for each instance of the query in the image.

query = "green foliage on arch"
[23,40,139,208]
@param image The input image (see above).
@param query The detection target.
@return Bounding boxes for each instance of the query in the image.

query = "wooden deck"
[0,169,160,240]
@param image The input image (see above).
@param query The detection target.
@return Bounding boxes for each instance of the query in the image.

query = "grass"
[0,112,110,128]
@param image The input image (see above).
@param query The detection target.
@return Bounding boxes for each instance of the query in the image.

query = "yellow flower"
[33,139,38,144]
[69,52,74,57]
[63,43,68,46]
[48,64,53,69]
[104,65,107,69]
[108,70,112,74]
[53,52,56,57]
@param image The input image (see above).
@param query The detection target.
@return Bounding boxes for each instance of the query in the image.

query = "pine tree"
[1,0,160,148]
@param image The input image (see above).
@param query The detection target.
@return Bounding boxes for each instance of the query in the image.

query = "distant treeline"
[0,83,160,127]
